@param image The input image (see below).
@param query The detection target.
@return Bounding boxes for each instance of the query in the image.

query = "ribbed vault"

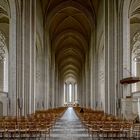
[42,0,98,82]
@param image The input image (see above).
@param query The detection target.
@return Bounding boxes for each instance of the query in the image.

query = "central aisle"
[49,107,91,140]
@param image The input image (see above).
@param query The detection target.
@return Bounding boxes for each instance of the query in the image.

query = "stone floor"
[47,107,91,140]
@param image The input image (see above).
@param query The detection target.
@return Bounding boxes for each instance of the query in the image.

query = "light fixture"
[133,56,140,63]
[132,48,140,63]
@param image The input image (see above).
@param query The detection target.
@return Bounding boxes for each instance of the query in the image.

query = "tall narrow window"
[69,83,72,102]
[132,54,137,92]
[64,83,66,103]
[75,83,77,102]
[0,31,6,63]
[0,31,7,92]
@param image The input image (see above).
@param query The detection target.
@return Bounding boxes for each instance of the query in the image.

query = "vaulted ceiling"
[41,0,99,81]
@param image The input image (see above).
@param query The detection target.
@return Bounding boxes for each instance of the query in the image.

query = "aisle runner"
[49,107,91,140]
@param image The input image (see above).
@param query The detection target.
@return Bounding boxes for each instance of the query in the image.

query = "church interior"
[1,0,140,139]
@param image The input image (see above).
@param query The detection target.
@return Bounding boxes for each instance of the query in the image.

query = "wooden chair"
[0,121,5,138]
[18,121,29,138]
[100,123,112,138]
[90,123,101,139]
[132,123,140,139]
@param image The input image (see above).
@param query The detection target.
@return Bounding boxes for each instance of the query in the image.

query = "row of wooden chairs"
[74,107,139,139]
[0,107,67,139]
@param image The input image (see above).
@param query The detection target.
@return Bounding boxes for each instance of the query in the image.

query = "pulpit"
[120,77,140,84]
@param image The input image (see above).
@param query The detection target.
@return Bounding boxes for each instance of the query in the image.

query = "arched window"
[0,31,6,62]
[64,77,77,105]
[69,83,72,102]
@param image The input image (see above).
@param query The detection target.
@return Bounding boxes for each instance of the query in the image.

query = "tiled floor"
[48,107,91,140]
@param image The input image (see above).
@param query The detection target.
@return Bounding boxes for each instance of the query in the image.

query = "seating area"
[1,106,140,139]
[74,107,140,139]
[0,107,66,139]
